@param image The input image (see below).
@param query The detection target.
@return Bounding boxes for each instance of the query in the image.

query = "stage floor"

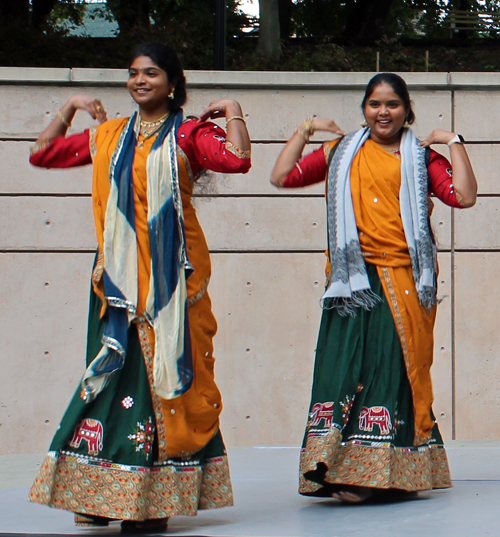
[1,442,500,536]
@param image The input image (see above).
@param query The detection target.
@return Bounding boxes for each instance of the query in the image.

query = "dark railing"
[449,9,500,38]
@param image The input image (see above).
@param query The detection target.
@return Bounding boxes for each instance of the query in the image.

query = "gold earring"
[403,119,410,128]
[168,88,175,100]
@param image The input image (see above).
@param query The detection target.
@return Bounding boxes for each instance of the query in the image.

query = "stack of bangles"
[295,117,315,143]
[226,115,247,126]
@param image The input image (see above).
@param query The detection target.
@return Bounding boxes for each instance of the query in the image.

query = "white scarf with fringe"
[323,127,437,316]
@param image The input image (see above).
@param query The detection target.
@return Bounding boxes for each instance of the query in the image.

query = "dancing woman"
[28,42,251,531]
[271,73,476,503]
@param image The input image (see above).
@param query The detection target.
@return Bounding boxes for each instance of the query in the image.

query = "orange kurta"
[91,118,222,457]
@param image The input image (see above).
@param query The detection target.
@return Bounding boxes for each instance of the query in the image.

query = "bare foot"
[332,486,374,503]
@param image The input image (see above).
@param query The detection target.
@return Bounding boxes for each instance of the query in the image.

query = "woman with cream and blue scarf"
[28,43,251,532]
[271,73,477,503]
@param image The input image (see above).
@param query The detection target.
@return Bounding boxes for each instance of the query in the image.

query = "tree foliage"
[2,0,500,70]
[285,0,500,43]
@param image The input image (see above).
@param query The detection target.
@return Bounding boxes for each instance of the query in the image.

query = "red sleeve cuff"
[427,149,463,208]
[281,146,327,188]
[29,130,92,168]
[178,119,251,176]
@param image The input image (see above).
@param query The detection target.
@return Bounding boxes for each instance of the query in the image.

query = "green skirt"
[29,278,233,523]
[299,263,451,495]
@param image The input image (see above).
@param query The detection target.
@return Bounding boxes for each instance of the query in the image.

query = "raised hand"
[311,118,346,136]
[199,99,244,122]
[68,95,108,124]
[419,129,456,147]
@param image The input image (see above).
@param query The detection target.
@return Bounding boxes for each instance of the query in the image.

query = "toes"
[333,488,374,504]
[338,491,364,503]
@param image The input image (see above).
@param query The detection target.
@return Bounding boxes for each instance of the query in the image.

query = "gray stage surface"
[1,442,500,536]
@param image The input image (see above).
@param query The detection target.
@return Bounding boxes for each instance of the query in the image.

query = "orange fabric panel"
[350,139,412,267]
[160,291,222,456]
[91,118,129,256]
[377,265,436,444]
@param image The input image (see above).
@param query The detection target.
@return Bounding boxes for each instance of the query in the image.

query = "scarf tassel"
[418,286,440,313]
[322,288,382,317]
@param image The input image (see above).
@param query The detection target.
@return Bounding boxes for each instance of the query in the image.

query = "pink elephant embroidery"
[310,402,334,427]
[69,418,104,456]
[358,406,392,435]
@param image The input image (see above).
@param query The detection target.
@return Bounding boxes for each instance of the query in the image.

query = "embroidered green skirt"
[299,263,451,495]
[29,284,232,523]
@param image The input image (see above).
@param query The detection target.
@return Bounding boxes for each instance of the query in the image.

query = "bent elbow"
[270,176,279,187]
[241,159,251,173]
[456,190,477,208]
[29,153,44,168]
[231,160,251,174]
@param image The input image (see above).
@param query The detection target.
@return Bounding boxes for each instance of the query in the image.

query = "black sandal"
[121,518,169,534]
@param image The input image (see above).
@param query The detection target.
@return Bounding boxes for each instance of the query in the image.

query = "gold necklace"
[385,147,401,159]
[137,113,169,149]
[140,112,169,135]
[137,123,165,149]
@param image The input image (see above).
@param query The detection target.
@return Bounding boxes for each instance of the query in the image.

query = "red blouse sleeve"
[178,119,251,177]
[29,130,92,169]
[281,144,329,188]
[427,149,463,208]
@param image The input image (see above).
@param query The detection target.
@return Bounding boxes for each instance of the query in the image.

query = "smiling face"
[126,55,173,118]
[363,82,408,145]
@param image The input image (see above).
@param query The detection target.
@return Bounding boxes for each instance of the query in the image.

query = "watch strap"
[448,134,464,146]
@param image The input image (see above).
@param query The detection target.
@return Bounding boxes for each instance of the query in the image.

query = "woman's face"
[363,82,407,145]
[127,55,172,114]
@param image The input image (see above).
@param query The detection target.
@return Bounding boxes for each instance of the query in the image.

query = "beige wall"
[0,69,498,454]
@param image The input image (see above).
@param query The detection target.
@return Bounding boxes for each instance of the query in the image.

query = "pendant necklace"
[137,112,170,149]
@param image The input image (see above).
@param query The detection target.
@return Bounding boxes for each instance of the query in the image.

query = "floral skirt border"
[29,450,233,520]
[299,427,452,495]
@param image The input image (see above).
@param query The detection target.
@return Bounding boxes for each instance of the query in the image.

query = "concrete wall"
[1,68,499,454]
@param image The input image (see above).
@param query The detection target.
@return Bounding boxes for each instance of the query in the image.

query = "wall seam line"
[451,89,456,441]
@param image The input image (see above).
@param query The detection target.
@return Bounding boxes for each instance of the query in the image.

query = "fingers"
[420,129,457,146]
[199,100,228,122]
[87,99,107,123]
[328,120,346,136]
[199,106,224,122]
[93,100,108,124]
[199,99,243,123]
[311,118,346,136]
[69,95,107,123]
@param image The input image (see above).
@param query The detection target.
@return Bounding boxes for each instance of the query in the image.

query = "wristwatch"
[448,134,465,146]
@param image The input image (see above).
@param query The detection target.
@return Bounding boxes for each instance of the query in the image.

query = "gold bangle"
[295,127,310,143]
[226,115,247,126]
[57,109,71,127]
[295,117,315,143]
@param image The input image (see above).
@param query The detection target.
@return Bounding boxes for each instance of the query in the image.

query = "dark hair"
[361,73,415,125]
[130,42,187,112]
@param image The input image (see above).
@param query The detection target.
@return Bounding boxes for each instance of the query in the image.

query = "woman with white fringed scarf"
[271,73,476,503]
